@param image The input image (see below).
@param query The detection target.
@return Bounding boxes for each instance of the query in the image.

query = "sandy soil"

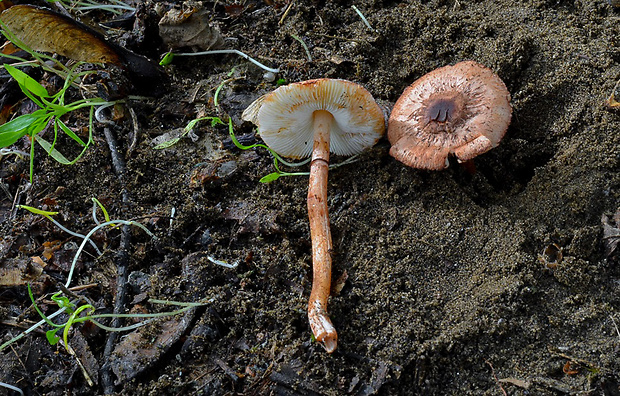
[1,0,620,395]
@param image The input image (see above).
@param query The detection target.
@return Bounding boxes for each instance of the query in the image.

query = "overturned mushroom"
[388,61,512,170]
[242,79,385,353]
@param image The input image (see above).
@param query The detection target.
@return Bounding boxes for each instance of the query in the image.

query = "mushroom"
[242,79,385,353]
[388,61,512,170]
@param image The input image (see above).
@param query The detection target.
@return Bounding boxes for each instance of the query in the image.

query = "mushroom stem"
[307,109,337,353]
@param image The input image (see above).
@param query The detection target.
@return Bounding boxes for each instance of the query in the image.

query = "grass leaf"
[153,137,181,150]
[36,136,72,164]
[0,113,39,147]
[46,328,61,345]
[18,205,59,217]
[259,172,281,183]
[4,64,50,98]
[159,51,175,66]
[57,119,86,146]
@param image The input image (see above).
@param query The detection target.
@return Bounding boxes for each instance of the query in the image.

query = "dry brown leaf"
[42,240,62,260]
[0,5,121,65]
[31,256,46,267]
[0,257,44,286]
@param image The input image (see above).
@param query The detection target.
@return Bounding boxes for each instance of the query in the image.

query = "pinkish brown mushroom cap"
[387,61,512,170]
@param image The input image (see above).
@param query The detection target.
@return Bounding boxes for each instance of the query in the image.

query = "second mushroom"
[388,61,512,170]
[242,79,386,353]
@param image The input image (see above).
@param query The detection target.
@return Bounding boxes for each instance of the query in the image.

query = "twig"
[100,125,132,393]
[610,314,620,341]
[64,341,94,386]
[127,106,140,157]
[278,0,294,25]
[68,283,99,292]
[485,359,507,396]
[547,346,599,371]
[103,127,127,179]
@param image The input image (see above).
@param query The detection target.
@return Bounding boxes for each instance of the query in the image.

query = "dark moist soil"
[2,0,620,395]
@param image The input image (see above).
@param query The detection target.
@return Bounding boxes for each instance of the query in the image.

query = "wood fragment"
[498,377,531,389]
[278,0,294,25]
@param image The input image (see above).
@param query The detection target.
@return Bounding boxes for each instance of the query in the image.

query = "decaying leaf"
[602,210,620,258]
[0,257,44,286]
[223,199,281,234]
[0,5,122,64]
[109,309,195,384]
[158,3,224,51]
[42,240,62,260]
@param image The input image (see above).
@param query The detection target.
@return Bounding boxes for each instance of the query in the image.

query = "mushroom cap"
[387,61,512,170]
[242,78,386,159]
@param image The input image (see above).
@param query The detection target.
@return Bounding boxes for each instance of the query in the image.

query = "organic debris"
[538,243,563,269]
[158,3,224,51]
[0,5,167,96]
[0,5,121,64]
[109,309,196,384]
[602,209,620,259]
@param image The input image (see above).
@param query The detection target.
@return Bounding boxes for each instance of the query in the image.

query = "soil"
[1,0,620,395]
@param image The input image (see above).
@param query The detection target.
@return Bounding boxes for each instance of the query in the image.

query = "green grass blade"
[159,51,175,66]
[153,137,181,150]
[35,136,72,164]
[27,284,65,328]
[91,198,111,223]
[259,172,281,183]
[4,64,50,99]
[17,205,58,217]
[0,114,38,147]
[57,119,86,146]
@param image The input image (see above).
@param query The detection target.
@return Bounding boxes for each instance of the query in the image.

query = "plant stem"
[307,110,337,353]
[169,49,279,73]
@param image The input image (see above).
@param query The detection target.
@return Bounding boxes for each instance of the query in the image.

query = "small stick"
[101,126,132,393]
[611,314,620,340]
[307,110,337,353]
[67,283,98,292]
[278,0,294,25]
[64,341,94,386]
[485,359,507,396]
